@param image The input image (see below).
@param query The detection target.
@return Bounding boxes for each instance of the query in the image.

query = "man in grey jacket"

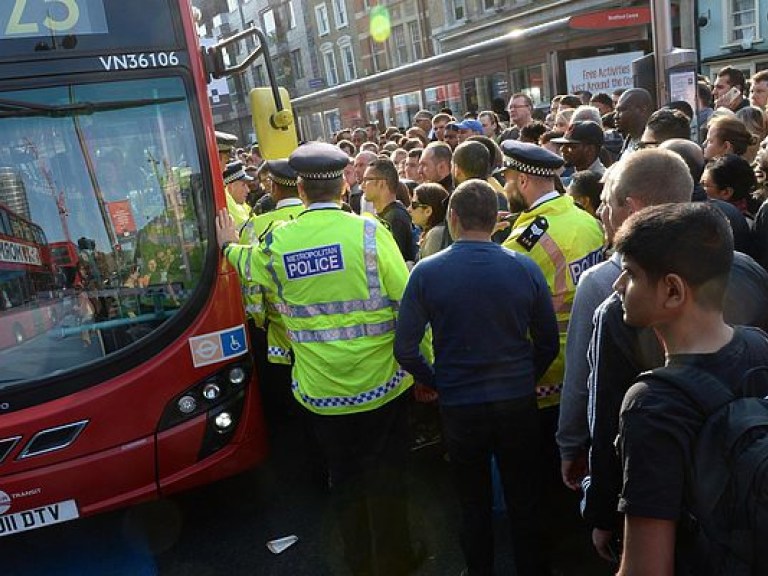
[557,150,693,492]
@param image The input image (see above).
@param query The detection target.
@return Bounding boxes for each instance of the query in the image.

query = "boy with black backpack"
[612,202,768,576]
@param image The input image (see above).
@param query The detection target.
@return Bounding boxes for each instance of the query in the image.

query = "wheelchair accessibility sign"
[189,325,248,368]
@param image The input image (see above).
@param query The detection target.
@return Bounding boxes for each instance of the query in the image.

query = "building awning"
[291,17,570,107]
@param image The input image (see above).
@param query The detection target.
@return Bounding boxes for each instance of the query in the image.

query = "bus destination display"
[1,0,107,39]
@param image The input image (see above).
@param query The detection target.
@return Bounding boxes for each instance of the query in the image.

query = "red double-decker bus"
[0,203,61,350]
[0,0,273,537]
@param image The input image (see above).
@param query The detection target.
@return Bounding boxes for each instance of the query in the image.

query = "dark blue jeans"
[309,392,413,576]
[441,395,544,576]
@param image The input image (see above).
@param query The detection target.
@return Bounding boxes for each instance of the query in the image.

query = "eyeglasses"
[410,201,426,209]
[509,104,531,109]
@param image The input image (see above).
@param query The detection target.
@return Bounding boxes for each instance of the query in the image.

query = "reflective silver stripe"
[246,303,264,315]
[264,230,283,300]
[274,296,396,317]
[235,246,248,277]
[290,319,396,343]
[244,246,254,281]
[241,221,254,244]
[292,369,407,409]
[241,284,263,296]
[364,219,381,298]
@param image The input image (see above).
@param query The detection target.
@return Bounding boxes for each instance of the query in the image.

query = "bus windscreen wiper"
[0,97,57,112]
[0,96,184,118]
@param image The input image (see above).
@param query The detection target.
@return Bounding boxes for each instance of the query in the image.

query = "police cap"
[265,159,298,187]
[289,142,348,180]
[500,139,564,177]
[215,130,238,153]
[223,160,254,185]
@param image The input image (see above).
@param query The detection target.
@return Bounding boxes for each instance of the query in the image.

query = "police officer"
[500,141,603,524]
[216,142,425,576]
[501,140,603,412]
[239,160,306,418]
[223,160,253,231]
[215,130,238,168]
[240,159,304,246]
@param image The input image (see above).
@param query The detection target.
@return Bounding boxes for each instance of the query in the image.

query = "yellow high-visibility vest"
[504,194,604,408]
[226,207,419,415]
[226,189,251,231]
[238,200,306,364]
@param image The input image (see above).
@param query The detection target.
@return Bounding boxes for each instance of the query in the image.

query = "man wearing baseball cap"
[552,120,606,176]
[454,118,484,144]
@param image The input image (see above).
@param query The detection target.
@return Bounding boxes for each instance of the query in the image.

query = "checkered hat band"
[224,170,247,185]
[299,170,345,180]
[503,156,557,177]
[270,175,297,187]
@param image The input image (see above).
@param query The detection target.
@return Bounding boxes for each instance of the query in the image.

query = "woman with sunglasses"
[408,183,449,260]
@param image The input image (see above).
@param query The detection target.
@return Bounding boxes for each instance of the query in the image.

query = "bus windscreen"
[0,76,210,384]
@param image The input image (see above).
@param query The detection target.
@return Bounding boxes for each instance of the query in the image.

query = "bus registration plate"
[0,499,79,537]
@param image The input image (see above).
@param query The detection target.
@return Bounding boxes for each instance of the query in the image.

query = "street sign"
[569,7,651,30]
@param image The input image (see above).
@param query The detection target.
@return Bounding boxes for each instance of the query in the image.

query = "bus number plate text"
[0,499,79,537]
[99,52,180,71]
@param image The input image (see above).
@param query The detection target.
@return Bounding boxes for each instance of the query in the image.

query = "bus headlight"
[228,367,246,385]
[158,359,251,434]
[178,395,197,414]
[202,383,221,401]
[214,411,233,432]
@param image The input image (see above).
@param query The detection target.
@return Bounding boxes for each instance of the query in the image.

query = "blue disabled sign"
[220,325,248,358]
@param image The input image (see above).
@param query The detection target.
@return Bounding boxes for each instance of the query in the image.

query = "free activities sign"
[565,51,644,94]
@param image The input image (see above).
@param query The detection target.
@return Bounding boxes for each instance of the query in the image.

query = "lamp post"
[650,0,674,106]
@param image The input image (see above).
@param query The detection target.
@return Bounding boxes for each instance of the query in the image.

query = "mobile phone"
[722,86,741,106]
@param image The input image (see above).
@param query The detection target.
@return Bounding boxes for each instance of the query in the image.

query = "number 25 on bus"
[0,0,296,537]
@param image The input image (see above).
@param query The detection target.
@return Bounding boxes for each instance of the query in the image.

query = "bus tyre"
[13,324,25,344]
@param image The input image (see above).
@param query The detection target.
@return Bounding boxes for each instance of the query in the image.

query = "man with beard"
[552,121,606,177]
[500,140,603,571]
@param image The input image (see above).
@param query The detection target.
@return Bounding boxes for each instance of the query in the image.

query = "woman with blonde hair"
[704,115,758,161]
[736,106,768,163]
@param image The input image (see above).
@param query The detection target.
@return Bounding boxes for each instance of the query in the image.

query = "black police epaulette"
[516,216,549,251]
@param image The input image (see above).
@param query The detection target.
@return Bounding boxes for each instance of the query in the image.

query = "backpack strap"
[638,365,735,418]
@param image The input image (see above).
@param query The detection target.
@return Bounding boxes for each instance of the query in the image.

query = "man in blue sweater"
[394,179,559,576]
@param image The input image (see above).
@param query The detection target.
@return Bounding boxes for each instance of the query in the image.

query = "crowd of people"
[213,64,768,576]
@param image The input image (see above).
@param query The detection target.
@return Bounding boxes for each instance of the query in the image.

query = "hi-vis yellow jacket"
[239,199,306,365]
[503,194,604,408]
[225,206,422,415]
[226,189,251,231]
